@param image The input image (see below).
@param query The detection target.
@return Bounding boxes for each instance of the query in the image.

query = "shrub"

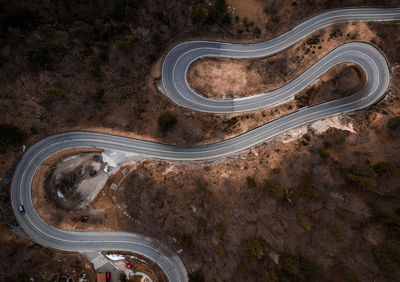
[190,4,208,25]
[373,241,400,280]
[297,214,312,231]
[237,259,248,276]
[109,0,143,21]
[246,176,256,188]
[0,124,24,151]
[0,55,7,67]
[370,205,400,239]
[157,112,177,132]
[342,268,360,282]
[0,6,36,33]
[245,237,269,263]
[388,117,400,137]
[188,270,205,282]
[223,116,238,127]
[25,43,67,69]
[44,88,63,97]
[270,15,280,23]
[343,165,376,188]
[265,179,285,200]
[152,30,164,50]
[198,217,207,228]
[282,256,300,277]
[296,87,315,107]
[297,173,319,199]
[373,162,398,177]
[335,207,351,222]
[271,167,281,174]
[307,35,320,45]
[328,224,344,240]
[116,35,138,53]
[208,0,227,24]
[99,22,127,40]
[318,147,329,159]
[216,222,226,236]
[73,21,95,43]
[300,259,320,282]
[258,267,279,282]
[177,233,192,249]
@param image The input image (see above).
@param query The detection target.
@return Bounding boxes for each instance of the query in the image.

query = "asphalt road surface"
[11,7,400,282]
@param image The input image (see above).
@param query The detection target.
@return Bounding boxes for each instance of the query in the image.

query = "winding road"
[11,7,400,282]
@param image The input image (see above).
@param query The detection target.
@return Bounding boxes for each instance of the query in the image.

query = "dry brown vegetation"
[0,212,96,281]
[1,0,400,280]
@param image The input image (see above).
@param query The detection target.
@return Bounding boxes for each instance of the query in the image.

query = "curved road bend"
[11,7,400,282]
[163,7,400,113]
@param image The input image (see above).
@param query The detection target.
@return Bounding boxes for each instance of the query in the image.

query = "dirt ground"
[2,0,400,280]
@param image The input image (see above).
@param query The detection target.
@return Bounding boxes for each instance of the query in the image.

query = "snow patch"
[102,150,145,168]
[105,254,125,261]
[57,190,64,199]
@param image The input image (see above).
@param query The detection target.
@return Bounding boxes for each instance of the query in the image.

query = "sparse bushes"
[223,116,238,127]
[157,112,177,132]
[190,4,208,25]
[116,35,138,53]
[89,54,104,77]
[370,205,400,240]
[188,270,205,282]
[73,21,95,43]
[99,22,127,40]
[300,259,320,281]
[297,173,319,199]
[280,256,320,281]
[198,217,207,228]
[318,147,329,159]
[44,88,63,97]
[258,267,278,281]
[0,55,7,67]
[373,241,400,280]
[208,0,227,24]
[108,0,144,21]
[265,179,285,200]
[245,237,269,263]
[0,6,36,34]
[296,87,315,107]
[271,167,281,174]
[216,222,226,236]
[0,124,24,151]
[25,43,67,69]
[177,233,192,249]
[237,259,248,276]
[282,256,300,277]
[270,15,280,24]
[388,116,400,137]
[343,165,376,188]
[335,207,351,222]
[328,224,344,240]
[373,162,398,177]
[152,29,164,50]
[343,162,397,188]
[297,214,312,231]
[246,176,256,188]
[307,35,321,45]
[39,88,65,106]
